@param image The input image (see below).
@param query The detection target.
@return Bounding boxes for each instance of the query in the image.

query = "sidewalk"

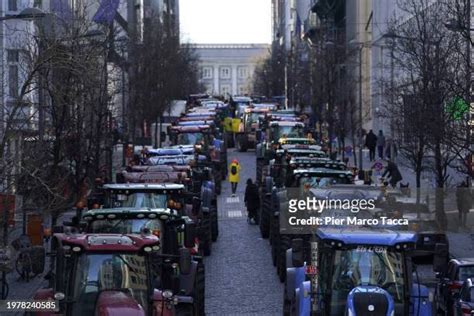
[338,146,474,257]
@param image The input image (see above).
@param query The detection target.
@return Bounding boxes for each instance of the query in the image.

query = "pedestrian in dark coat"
[365,130,377,162]
[456,181,472,227]
[382,160,403,188]
[377,130,386,159]
[244,178,260,224]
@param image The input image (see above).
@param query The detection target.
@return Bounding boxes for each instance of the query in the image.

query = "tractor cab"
[35,231,198,316]
[95,183,187,211]
[82,208,195,256]
[291,168,354,190]
[268,121,305,143]
[285,227,433,316]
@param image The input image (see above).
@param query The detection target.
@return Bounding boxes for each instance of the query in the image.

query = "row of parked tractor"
[231,102,458,315]
[31,95,236,315]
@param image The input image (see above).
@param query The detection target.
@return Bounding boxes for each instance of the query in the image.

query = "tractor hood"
[96,291,145,316]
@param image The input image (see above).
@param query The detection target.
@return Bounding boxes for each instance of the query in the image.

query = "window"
[33,0,42,8]
[8,0,17,11]
[220,85,231,96]
[238,67,249,79]
[238,85,246,95]
[220,67,230,79]
[201,67,212,79]
[8,66,19,98]
[7,50,19,63]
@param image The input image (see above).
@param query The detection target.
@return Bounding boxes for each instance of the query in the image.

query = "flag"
[93,0,120,24]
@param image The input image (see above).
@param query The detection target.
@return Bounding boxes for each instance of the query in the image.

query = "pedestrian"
[456,181,472,228]
[377,130,386,159]
[365,130,377,162]
[385,138,392,159]
[244,178,260,224]
[382,159,403,188]
[228,159,241,196]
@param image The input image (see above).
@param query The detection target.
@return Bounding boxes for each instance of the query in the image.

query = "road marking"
[226,196,240,203]
[227,211,243,218]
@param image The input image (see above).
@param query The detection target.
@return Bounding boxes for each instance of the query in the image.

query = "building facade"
[192,44,270,97]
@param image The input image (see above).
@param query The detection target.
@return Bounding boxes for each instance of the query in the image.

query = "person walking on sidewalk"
[456,181,472,228]
[377,130,386,159]
[229,159,241,196]
[382,159,403,188]
[244,178,260,224]
[365,130,377,161]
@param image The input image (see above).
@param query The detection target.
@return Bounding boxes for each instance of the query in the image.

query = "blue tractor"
[284,227,433,316]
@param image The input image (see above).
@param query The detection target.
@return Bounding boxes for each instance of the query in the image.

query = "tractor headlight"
[162,290,173,299]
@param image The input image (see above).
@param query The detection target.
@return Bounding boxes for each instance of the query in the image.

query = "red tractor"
[34,227,201,315]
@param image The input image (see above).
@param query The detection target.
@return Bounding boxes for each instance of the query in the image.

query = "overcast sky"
[179,0,272,44]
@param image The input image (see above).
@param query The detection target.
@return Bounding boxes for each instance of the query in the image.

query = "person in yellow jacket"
[229,159,241,196]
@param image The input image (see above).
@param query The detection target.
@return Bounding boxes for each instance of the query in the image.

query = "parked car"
[436,258,474,316]
[453,278,474,316]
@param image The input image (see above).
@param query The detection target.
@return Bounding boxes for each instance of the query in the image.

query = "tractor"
[34,228,203,315]
[284,227,435,316]
[89,183,215,256]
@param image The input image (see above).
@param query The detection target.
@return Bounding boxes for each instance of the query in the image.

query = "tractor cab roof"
[317,227,417,246]
[103,183,185,193]
[289,157,346,170]
[279,137,317,145]
[293,168,353,178]
[276,148,327,157]
[54,233,160,252]
[177,120,215,126]
[82,207,181,221]
[270,121,304,127]
[148,155,206,166]
[169,125,212,133]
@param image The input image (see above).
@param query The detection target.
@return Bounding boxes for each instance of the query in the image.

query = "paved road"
[205,149,283,316]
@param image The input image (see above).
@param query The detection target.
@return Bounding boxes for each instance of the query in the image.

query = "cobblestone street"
[204,149,283,316]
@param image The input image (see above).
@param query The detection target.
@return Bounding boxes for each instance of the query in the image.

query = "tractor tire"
[194,262,205,316]
[211,206,219,242]
[236,135,247,152]
[256,158,265,186]
[259,196,271,239]
[278,235,292,283]
[201,214,212,256]
[271,228,279,267]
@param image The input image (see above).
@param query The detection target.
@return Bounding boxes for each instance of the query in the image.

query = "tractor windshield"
[112,193,168,209]
[271,125,303,141]
[177,132,204,145]
[297,176,352,189]
[87,218,163,236]
[71,253,149,316]
[321,247,406,315]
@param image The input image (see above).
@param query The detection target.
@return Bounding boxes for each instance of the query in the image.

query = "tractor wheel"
[259,197,270,239]
[271,228,279,267]
[200,214,212,256]
[194,262,205,316]
[256,159,265,185]
[278,235,292,283]
[211,206,219,242]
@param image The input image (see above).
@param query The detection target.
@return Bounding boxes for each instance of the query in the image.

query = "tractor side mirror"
[179,248,192,275]
[184,222,196,248]
[433,243,449,273]
[291,238,304,268]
